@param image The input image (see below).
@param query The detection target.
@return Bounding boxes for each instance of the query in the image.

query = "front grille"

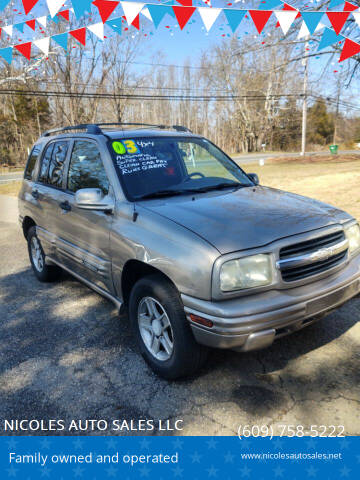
[279,230,347,282]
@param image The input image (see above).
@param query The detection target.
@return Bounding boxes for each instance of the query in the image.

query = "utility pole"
[300,39,309,156]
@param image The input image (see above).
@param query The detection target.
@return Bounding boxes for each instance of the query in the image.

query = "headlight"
[220,254,273,291]
[345,223,360,255]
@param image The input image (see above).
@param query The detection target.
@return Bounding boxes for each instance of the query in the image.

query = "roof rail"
[41,123,192,137]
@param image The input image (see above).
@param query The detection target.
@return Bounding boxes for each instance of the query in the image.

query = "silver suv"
[18,123,360,378]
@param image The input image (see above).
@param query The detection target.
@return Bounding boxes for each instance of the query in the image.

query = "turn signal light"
[189,314,213,328]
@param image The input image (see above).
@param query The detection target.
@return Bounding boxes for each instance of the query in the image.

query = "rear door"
[52,138,114,294]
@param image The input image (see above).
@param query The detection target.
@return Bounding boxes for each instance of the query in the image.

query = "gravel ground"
[0,195,359,436]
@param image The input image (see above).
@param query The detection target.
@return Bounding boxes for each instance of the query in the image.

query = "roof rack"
[41,123,192,137]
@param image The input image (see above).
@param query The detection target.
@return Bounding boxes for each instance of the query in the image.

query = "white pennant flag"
[46,0,65,18]
[87,22,104,41]
[121,1,144,25]
[198,7,221,32]
[297,21,310,39]
[141,7,152,22]
[34,37,50,56]
[352,11,360,27]
[37,16,47,28]
[275,10,298,35]
[3,25,13,37]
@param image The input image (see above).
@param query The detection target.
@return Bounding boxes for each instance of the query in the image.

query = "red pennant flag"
[176,0,193,5]
[249,10,272,34]
[339,38,360,62]
[283,3,301,19]
[14,42,32,60]
[58,9,70,21]
[343,2,359,11]
[327,12,350,35]
[69,28,87,46]
[92,0,119,23]
[21,0,38,15]
[25,19,36,30]
[132,14,140,30]
[172,6,196,30]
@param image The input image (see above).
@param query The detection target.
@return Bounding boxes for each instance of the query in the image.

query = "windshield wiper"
[186,182,247,193]
[136,182,247,200]
[135,189,189,200]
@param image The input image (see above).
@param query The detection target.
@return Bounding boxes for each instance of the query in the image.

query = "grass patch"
[0,181,22,197]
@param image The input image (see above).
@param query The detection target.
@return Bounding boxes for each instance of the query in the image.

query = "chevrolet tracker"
[18,123,360,378]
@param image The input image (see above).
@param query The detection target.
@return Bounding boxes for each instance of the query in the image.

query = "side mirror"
[248,173,259,185]
[74,188,114,212]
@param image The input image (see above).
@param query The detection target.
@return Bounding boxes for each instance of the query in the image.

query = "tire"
[27,226,62,282]
[129,274,208,379]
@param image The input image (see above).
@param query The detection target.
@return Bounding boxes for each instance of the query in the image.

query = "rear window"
[24,145,41,180]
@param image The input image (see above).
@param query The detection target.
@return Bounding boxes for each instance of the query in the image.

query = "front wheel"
[129,274,208,379]
[27,226,62,282]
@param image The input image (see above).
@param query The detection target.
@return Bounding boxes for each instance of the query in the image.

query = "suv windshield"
[108,136,253,200]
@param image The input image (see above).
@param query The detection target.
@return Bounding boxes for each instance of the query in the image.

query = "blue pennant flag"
[223,9,246,33]
[106,17,122,35]
[318,27,344,50]
[52,32,68,51]
[258,0,282,10]
[0,0,8,11]
[147,5,173,28]
[16,22,25,33]
[72,0,93,19]
[0,46,13,64]
[301,12,324,34]
[329,0,344,7]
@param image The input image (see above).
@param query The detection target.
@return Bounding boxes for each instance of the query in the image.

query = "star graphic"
[339,438,350,450]
[239,439,251,450]
[6,466,18,478]
[172,465,184,477]
[140,466,150,477]
[7,438,17,449]
[356,454,360,463]
[339,466,351,477]
[273,438,284,450]
[190,451,202,463]
[106,438,117,449]
[240,465,251,477]
[40,467,51,478]
[106,466,117,477]
[273,465,284,477]
[206,438,217,449]
[306,438,317,449]
[224,451,235,463]
[73,438,84,450]
[207,465,218,477]
[140,438,150,449]
[306,466,318,477]
[40,438,51,449]
[172,438,184,449]
[73,466,84,478]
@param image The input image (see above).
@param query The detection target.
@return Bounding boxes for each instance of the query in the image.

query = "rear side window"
[47,141,69,188]
[24,145,41,180]
[67,141,109,194]
[38,142,54,183]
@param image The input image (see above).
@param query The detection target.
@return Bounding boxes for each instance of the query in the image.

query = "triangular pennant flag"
[172,6,196,30]
[344,2,359,11]
[121,1,144,25]
[33,36,50,55]
[354,11,360,26]
[48,13,59,23]
[22,0,39,15]
[301,12,323,35]
[16,23,25,33]
[0,0,8,12]
[58,9,70,20]
[274,10,298,35]
[46,0,65,18]
[93,0,119,23]
[297,21,309,39]
[176,0,193,5]
[132,13,140,29]
[198,7,221,32]
[223,9,246,33]
[147,4,172,28]
[283,3,301,19]
[258,0,281,10]
[318,27,344,50]
[339,38,360,62]
[141,7,152,21]
[329,0,344,7]
[87,22,104,40]
[248,10,272,34]
[26,19,36,30]
[0,47,13,64]
[37,16,47,28]
[71,0,92,19]
[106,16,122,34]
[69,27,86,45]
[3,25,13,37]
[52,32,68,50]
[327,12,350,35]
[14,42,32,60]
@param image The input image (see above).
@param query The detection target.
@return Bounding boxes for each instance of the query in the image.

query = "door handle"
[59,200,71,212]
[31,189,39,200]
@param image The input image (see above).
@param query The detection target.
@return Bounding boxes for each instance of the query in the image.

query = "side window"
[47,141,69,188]
[38,142,54,183]
[24,145,41,180]
[67,141,109,194]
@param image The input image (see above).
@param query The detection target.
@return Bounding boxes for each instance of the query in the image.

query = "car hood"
[140,186,352,254]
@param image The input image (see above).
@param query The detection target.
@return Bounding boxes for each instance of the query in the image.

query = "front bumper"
[182,254,360,351]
